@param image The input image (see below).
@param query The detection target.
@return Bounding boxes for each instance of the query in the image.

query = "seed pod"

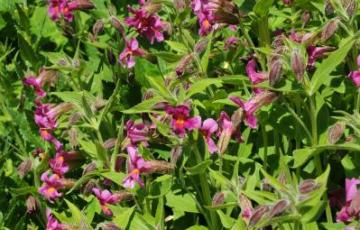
[212,192,225,206]
[291,49,305,82]
[321,19,338,42]
[18,159,32,179]
[92,19,104,37]
[299,179,320,194]
[269,58,283,86]
[269,200,289,218]
[249,205,270,226]
[328,122,345,144]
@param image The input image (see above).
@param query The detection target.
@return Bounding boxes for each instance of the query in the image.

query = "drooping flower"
[46,209,66,230]
[336,178,360,223]
[123,147,150,188]
[246,59,268,88]
[119,38,145,69]
[125,120,149,147]
[92,188,121,216]
[48,0,78,22]
[125,6,165,44]
[200,118,218,154]
[165,105,201,137]
[35,103,74,130]
[39,171,64,202]
[306,45,335,69]
[23,69,58,99]
[230,91,277,129]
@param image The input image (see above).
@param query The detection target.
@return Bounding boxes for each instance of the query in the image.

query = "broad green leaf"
[200,33,212,73]
[186,78,222,98]
[253,0,274,16]
[309,36,354,95]
[186,226,209,230]
[165,41,188,54]
[113,206,135,229]
[216,210,235,228]
[101,171,126,186]
[186,160,212,175]
[166,193,199,213]
[122,96,164,114]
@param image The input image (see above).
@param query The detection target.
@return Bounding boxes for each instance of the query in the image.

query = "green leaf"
[166,193,199,213]
[200,33,212,72]
[165,41,188,54]
[186,160,212,175]
[216,210,235,228]
[309,36,355,95]
[18,34,38,67]
[186,78,222,98]
[101,171,126,186]
[253,0,274,16]
[122,96,164,114]
[186,226,209,230]
[113,206,135,229]
[64,199,83,223]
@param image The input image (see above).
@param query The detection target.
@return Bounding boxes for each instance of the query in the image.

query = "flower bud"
[268,200,289,218]
[194,38,209,54]
[92,19,104,37]
[231,108,243,129]
[103,138,117,149]
[261,179,273,192]
[291,49,306,82]
[143,2,162,14]
[26,196,39,214]
[175,54,195,76]
[171,146,183,164]
[349,190,360,216]
[342,0,357,17]
[321,19,339,42]
[239,193,253,221]
[94,98,106,111]
[173,0,186,11]
[18,159,32,179]
[299,179,320,194]
[146,160,174,174]
[208,0,240,25]
[328,122,345,144]
[249,205,270,226]
[301,11,311,26]
[69,128,78,148]
[81,180,96,195]
[269,58,283,86]
[101,222,121,230]
[83,162,97,175]
[110,16,125,34]
[277,172,287,185]
[68,112,82,125]
[73,0,95,10]
[212,192,225,206]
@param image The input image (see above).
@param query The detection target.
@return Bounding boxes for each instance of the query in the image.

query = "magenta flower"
[39,171,64,202]
[93,188,121,216]
[46,209,66,230]
[125,120,149,147]
[217,112,233,137]
[35,103,73,130]
[49,152,70,175]
[165,105,201,137]
[336,178,360,223]
[48,0,78,22]
[191,0,215,36]
[230,91,277,129]
[125,6,165,44]
[39,129,63,151]
[119,38,145,69]
[200,118,218,154]
[23,69,58,99]
[307,45,334,69]
[246,59,268,94]
[283,0,292,5]
[123,146,150,189]
[349,71,360,87]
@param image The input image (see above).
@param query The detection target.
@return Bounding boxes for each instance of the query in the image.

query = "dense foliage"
[0,0,360,229]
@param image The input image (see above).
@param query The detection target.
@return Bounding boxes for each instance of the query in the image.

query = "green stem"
[261,125,268,170]
[356,88,360,113]
[193,145,219,230]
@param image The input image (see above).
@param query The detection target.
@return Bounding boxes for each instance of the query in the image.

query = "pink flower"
[307,45,334,69]
[49,152,70,175]
[48,0,78,22]
[125,120,149,147]
[200,119,218,154]
[92,188,120,216]
[35,103,73,130]
[349,55,360,87]
[246,59,268,94]
[39,171,64,202]
[39,129,63,151]
[336,178,360,223]
[125,6,165,44]
[283,0,292,5]
[119,38,145,69]
[46,209,66,230]
[230,91,277,129]
[123,147,150,189]
[224,36,239,50]
[23,69,58,99]
[165,105,201,137]
[191,0,215,36]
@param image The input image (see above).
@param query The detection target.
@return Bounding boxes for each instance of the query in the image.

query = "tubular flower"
[92,188,121,216]
[230,91,277,129]
[165,105,201,137]
[348,55,360,87]
[48,0,78,22]
[336,178,360,223]
[191,0,215,36]
[306,45,335,69]
[123,147,150,189]
[46,209,66,230]
[200,118,218,154]
[39,171,64,202]
[246,59,268,94]
[35,103,74,130]
[125,6,165,44]
[23,69,58,99]
[125,120,149,147]
[49,151,70,175]
[119,38,145,69]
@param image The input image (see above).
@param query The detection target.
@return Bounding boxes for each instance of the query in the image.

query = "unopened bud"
[231,108,243,129]
[321,19,338,42]
[26,196,39,213]
[173,0,186,11]
[94,98,106,111]
[291,49,305,82]
[146,160,174,174]
[194,38,209,54]
[73,0,95,9]
[342,0,357,17]
[92,19,104,37]
[18,159,32,179]
[143,2,162,14]
[68,112,82,125]
[301,11,311,26]
[269,58,283,86]
[328,122,345,144]
[103,138,117,149]
[208,0,240,24]
[175,54,194,76]
[171,146,183,164]
[217,128,232,154]
[325,0,334,15]
[83,162,97,175]
[212,192,225,206]
[277,172,287,185]
[69,128,78,148]
[102,222,121,230]
[81,180,96,195]
[110,16,125,34]
[239,193,253,221]
[249,205,270,226]
[299,179,320,194]
[269,200,289,218]
[261,179,272,192]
